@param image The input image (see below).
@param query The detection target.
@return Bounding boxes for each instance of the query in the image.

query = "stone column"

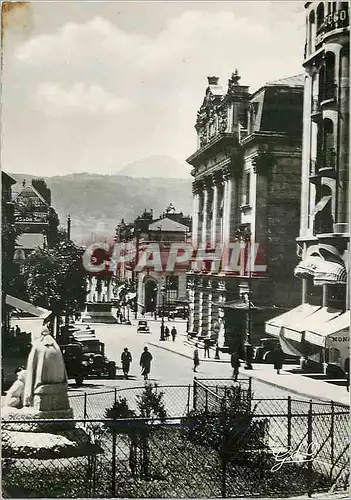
[193,280,200,334]
[192,182,200,249]
[215,175,224,243]
[87,276,93,301]
[337,45,349,224]
[217,280,227,348]
[222,170,233,260]
[201,185,208,244]
[107,278,112,302]
[197,189,204,244]
[211,180,218,248]
[205,177,213,244]
[301,73,312,235]
[198,280,204,336]
[96,277,102,302]
[206,279,212,337]
[221,176,229,245]
[187,278,195,333]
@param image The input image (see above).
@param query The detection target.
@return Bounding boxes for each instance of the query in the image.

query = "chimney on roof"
[208,76,219,85]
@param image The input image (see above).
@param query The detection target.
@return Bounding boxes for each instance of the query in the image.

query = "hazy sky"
[2,1,306,177]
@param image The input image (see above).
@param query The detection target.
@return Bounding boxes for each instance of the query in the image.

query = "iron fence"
[3,379,349,498]
[68,385,193,420]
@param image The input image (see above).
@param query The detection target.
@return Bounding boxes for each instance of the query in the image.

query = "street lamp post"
[159,283,166,341]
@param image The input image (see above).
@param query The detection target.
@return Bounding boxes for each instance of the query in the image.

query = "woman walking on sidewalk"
[272,345,284,375]
[121,347,132,379]
[231,352,241,381]
[140,346,153,381]
[193,344,200,372]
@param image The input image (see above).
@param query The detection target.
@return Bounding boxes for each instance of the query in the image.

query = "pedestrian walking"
[272,345,284,374]
[231,352,241,381]
[121,348,132,379]
[193,344,200,372]
[171,326,177,341]
[164,326,170,341]
[215,342,220,360]
[15,325,21,337]
[140,346,153,380]
[204,338,211,358]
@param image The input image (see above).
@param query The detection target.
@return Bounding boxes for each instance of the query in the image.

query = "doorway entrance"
[144,279,157,312]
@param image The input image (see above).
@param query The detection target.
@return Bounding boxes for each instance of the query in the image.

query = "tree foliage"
[20,240,87,316]
[181,385,268,462]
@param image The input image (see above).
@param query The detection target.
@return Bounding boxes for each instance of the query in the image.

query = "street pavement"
[9,315,350,409]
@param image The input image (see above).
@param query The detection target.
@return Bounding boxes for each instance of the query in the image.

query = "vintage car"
[137,320,151,333]
[254,338,299,363]
[75,335,117,378]
[59,343,89,386]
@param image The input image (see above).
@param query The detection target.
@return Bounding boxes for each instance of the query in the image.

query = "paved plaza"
[10,315,350,409]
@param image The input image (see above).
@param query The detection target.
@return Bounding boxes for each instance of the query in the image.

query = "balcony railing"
[311,98,321,119]
[324,8,349,35]
[317,147,337,172]
[309,147,337,179]
[320,81,337,102]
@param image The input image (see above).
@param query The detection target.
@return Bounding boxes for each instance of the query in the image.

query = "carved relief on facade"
[217,105,228,133]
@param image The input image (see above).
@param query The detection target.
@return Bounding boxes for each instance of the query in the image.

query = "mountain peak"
[117,155,191,179]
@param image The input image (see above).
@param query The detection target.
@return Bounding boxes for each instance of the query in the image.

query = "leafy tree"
[47,207,60,247]
[19,240,87,332]
[181,385,268,465]
[105,384,168,479]
[32,178,51,205]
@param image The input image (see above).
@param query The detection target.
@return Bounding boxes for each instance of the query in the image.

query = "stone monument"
[2,326,73,423]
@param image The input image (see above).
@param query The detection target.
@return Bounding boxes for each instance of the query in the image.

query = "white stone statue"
[5,368,26,408]
[3,327,73,421]
[23,326,68,410]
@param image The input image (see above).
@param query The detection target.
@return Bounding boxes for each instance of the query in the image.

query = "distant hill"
[117,155,191,179]
[10,173,193,245]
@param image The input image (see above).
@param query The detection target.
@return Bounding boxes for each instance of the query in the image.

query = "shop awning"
[283,307,343,342]
[265,304,320,338]
[5,294,51,320]
[314,260,347,286]
[305,311,350,348]
[294,255,321,279]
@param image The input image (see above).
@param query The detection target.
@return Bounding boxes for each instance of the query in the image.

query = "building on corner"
[265,1,350,375]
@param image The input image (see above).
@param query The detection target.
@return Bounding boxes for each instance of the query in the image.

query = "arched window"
[316,3,325,31]
[322,118,336,168]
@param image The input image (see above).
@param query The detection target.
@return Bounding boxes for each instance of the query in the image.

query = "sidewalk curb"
[148,341,230,363]
[245,370,349,407]
[148,342,349,407]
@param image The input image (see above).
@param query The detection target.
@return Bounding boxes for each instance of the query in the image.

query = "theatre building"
[266,1,350,375]
[187,71,304,353]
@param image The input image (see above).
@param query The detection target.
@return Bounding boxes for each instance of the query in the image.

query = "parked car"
[137,320,150,333]
[168,306,188,320]
[59,343,89,386]
[76,336,116,378]
[61,328,116,380]
[254,337,299,363]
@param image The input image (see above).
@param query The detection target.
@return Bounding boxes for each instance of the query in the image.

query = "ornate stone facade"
[187,71,304,352]
[272,1,350,375]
